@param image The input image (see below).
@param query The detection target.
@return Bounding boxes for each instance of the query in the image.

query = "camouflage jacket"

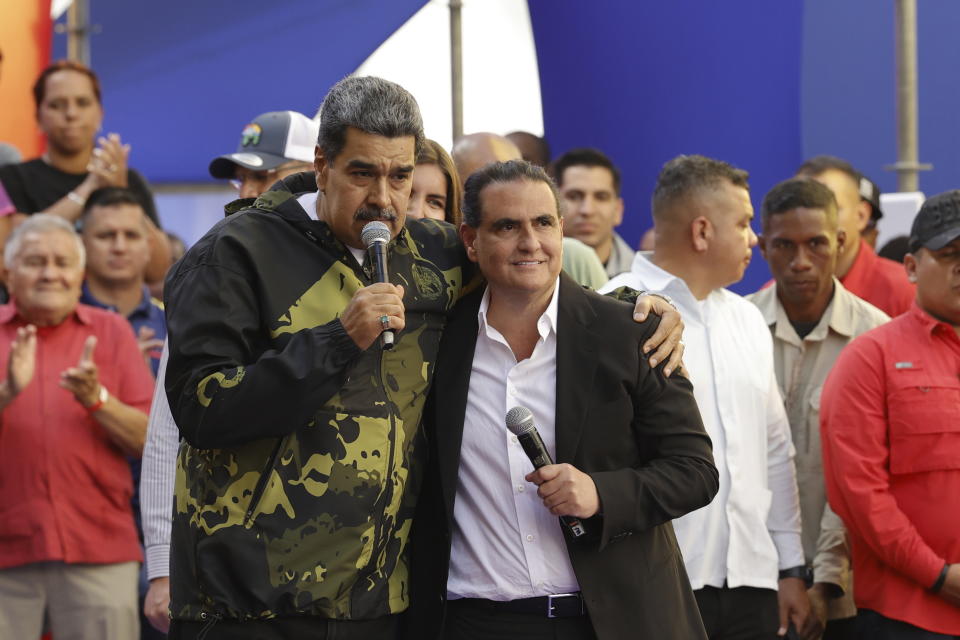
[163,173,469,624]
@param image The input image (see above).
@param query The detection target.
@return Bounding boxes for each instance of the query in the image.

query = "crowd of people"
[0,60,956,640]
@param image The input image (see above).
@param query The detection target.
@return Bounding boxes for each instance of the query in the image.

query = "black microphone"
[360,221,395,350]
[506,406,586,538]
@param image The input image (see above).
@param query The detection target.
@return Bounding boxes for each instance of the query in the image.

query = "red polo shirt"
[0,302,154,569]
[840,239,916,318]
[821,303,960,635]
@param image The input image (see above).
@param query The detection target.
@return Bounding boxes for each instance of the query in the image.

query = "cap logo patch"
[241,123,262,147]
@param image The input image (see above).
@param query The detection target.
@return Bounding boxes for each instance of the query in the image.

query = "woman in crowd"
[0,60,171,284]
[407,138,462,225]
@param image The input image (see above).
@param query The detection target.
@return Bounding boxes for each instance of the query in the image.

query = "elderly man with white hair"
[0,214,155,640]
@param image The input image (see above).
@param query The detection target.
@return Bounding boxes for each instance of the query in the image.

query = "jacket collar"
[754,278,860,346]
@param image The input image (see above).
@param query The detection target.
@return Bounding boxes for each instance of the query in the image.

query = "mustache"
[354,206,398,222]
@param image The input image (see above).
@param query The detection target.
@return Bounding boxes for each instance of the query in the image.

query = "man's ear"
[757,234,768,261]
[691,216,711,253]
[314,144,328,192]
[460,223,479,263]
[613,197,625,227]
[836,228,847,254]
[904,251,918,283]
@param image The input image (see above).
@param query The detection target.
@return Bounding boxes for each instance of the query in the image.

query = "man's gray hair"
[318,76,425,162]
[4,214,86,269]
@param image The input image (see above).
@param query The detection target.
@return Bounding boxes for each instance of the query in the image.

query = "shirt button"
[511,435,519,444]
[517,484,525,493]
[526,534,535,542]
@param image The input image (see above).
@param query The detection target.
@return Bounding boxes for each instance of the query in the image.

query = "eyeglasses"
[229,162,312,191]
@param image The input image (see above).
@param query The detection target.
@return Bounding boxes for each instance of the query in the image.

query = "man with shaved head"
[452,132,524,183]
[604,155,817,639]
[452,132,608,289]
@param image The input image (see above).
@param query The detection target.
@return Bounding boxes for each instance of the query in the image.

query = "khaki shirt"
[749,279,889,619]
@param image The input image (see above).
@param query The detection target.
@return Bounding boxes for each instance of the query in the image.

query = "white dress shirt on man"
[446,278,580,601]
[141,343,179,580]
[602,253,803,591]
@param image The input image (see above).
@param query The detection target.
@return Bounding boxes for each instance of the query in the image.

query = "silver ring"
[652,292,677,309]
[379,315,389,326]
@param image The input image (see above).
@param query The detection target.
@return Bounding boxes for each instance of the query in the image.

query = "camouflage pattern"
[166,180,470,623]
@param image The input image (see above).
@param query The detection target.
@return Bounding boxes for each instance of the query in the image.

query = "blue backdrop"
[529,0,960,293]
[529,1,805,294]
[49,1,960,293]
[53,0,428,183]
[801,0,960,200]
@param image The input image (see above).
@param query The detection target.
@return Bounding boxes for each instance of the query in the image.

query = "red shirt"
[821,303,960,635]
[0,303,154,569]
[840,239,916,318]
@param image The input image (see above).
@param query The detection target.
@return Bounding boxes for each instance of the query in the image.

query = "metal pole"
[66,0,92,65]
[450,0,464,142]
[892,0,925,191]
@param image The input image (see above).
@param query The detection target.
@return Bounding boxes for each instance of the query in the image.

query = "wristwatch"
[778,565,813,588]
[85,385,109,413]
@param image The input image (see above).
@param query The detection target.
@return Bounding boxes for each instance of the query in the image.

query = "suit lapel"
[555,275,600,463]
[433,288,483,517]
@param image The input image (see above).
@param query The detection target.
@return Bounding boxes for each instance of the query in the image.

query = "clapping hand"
[59,336,102,408]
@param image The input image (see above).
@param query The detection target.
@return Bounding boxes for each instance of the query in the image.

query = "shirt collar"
[908,299,958,337]
[477,276,561,341]
[761,278,858,346]
[80,282,153,319]
[628,252,704,315]
[0,300,92,325]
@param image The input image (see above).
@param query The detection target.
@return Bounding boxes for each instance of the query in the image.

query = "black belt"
[450,592,585,618]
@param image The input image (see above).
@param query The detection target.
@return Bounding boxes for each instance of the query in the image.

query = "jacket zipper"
[243,436,287,526]
[359,246,399,580]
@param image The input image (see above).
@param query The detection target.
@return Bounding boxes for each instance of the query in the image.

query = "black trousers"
[441,599,597,640]
[823,616,857,640]
[168,613,399,640]
[694,585,780,640]
[857,609,960,640]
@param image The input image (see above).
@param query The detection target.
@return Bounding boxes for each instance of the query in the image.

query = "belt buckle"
[546,592,581,618]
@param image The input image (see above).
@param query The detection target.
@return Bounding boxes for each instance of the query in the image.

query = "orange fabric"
[0,0,52,159]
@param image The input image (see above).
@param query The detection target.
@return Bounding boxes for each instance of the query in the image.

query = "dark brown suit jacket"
[405,274,718,640]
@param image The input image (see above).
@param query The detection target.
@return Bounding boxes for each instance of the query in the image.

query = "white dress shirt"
[602,253,803,591]
[141,341,179,580]
[447,279,580,601]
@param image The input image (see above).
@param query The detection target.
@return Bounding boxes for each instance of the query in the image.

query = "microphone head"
[361,221,392,248]
[505,406,535,436]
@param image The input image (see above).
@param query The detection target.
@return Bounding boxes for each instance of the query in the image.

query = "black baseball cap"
[909,190,960,253]
[209,111,317,179]
[859,175,883,222]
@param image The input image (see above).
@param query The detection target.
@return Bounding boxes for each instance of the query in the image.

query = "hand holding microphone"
[339,222,405,351]
[506,407,594,537]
